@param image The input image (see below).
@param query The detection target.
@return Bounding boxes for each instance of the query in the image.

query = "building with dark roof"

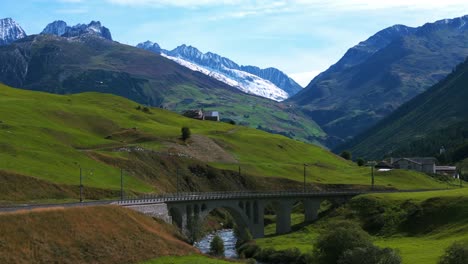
[203,111,220,121]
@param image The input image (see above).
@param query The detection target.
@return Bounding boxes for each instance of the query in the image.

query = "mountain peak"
[138,42,302,100]
[41,20,112,41]
[136,40,161,53]
[0,17,27,45]
[42,20,68,36]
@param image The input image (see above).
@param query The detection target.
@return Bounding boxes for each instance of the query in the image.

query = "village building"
[389,157,437,174]
[387,157,458,178]
[183,109,220,122]
[182,109,203,120]
[203,111,220,121]
[375,161,393,171]
[435,166,459,178]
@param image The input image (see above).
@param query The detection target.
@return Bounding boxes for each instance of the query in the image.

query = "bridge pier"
[121,191,361,241]
[304,199,323,222]
[275,200,295,235]
[250,200,265,238]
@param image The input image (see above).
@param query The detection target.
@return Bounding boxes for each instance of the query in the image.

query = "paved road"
[0,200,115,214]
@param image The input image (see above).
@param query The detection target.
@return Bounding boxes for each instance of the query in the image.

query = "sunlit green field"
[0,83,455,201]
[256,188,468,264]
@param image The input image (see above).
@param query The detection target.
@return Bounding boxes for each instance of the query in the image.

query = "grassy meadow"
[0,83,458,203]
[255,188,468,264]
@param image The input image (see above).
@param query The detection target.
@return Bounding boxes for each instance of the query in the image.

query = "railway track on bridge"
[0,188,446,213]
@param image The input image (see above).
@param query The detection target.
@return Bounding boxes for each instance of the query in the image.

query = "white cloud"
[289,71,321,87]
[104,0,468,11]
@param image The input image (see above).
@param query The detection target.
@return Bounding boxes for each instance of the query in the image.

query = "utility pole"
[79,167,83,203]
[120,168,124,201]
[367,161,377,190]
[79,167,93,203]
[303,164,307,192]
[458,168,463,188]
[176,168,179,195]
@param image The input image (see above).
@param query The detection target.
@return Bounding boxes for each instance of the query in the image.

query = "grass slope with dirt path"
[0,206,196,264]
[0,83,453,203]
[255,188,468,264]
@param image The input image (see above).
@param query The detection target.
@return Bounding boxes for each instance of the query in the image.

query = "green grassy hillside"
[0,34,323,143]
[338,57,468,159]
[291,16,468,147]
[255,188,468,264]
[0,83,453,203]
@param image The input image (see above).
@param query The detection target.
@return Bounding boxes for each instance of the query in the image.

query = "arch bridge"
[118,190,375,238]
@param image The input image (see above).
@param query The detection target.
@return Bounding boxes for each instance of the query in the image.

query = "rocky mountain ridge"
[41,20,112,41]
[290,14,468,147]
[138,42,303,101]
[0,18,27,46]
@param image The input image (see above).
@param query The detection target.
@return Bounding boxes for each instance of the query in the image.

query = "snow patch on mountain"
[0,18,27,46]
[161,53,289,101]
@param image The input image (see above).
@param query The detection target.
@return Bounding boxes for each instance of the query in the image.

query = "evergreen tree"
[181,127,191,141]
[210,234,225,256]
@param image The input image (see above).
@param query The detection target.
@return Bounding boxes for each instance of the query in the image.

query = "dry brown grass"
[0,206,196,264]
[165,135,238,163]
[0,171,120,204]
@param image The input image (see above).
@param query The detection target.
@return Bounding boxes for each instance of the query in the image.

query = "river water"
[194,229,238,258]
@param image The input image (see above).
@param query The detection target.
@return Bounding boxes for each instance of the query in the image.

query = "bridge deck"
[116,189,442,205]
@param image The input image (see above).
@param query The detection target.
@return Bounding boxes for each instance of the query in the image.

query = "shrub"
[255,247,306,264]
[439,241,468,264]
[339,245,401,264]
[340,151,352,160]
[312,221,372,264]
[237,242,259,259]
[181,127,191,141]
[356,158,365,166]
[209,234,225,256]
[311,220,402,264]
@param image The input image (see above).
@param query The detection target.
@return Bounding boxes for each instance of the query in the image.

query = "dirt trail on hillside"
[165,135,238,163]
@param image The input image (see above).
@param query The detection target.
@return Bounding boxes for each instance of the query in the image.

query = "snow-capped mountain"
[41,20,112,41]
[137,42,302,101]
[0,18,27,46]
[161,53,289,101]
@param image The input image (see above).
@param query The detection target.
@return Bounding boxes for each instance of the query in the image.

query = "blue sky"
[2,0,468,86]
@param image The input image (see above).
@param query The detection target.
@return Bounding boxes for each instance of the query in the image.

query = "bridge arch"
[125,191,363,239]
[166,199,265,240]
[198,205,251,239]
